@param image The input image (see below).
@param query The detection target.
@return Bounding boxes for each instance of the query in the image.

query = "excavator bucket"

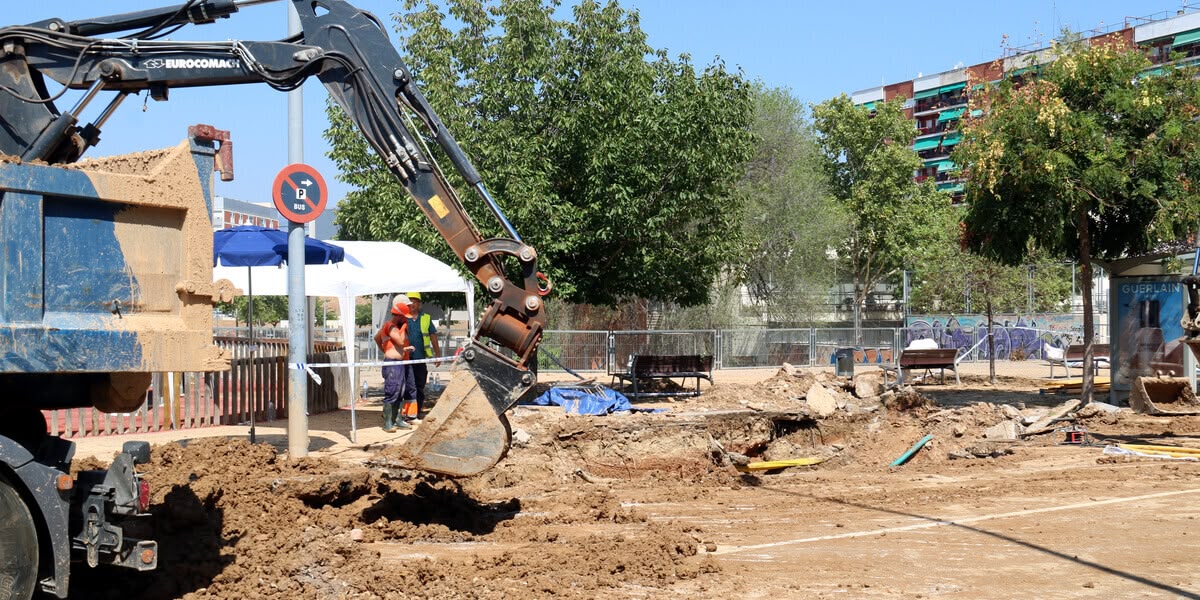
[395,346,532,477]
[1129,374,1200,416]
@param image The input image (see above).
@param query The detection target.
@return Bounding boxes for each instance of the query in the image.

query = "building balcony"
[913,98,967,116]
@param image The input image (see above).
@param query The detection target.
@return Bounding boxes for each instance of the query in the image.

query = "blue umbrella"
[214,225,345,267]
[212,226,345,441]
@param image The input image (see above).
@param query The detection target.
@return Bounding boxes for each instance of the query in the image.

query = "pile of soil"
[68,366,1200,599]
[70,438,718,599]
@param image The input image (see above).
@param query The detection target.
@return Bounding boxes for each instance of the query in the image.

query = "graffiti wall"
[905,314,1081,360]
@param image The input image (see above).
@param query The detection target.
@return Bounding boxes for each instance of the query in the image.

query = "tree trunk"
[987,298,996,384]
[852,280,863,347]
[1078,207,1095,404]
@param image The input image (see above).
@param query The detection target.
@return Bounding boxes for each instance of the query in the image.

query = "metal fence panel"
[608,330,717,375]
[720,328,813,369]
[537,330,610,372]
[811,327,898,366]
[899,321,1106,363]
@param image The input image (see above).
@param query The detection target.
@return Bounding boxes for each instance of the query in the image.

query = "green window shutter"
[940,82,966,93]
[937,108,964,122]
[1173,29,1200,47]
[969,109,984,118]
[942,132,963,146]
[938,182,965,193]
[914,88,939,100]
[913,137,941,151]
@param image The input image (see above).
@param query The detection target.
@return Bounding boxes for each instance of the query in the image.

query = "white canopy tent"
[213,240,475,427]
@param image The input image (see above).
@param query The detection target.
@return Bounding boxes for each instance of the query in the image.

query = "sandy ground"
[67,361,1200,599]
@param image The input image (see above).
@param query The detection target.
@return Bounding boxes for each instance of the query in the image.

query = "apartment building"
[213,194,337,238]
[850,7,1200,203]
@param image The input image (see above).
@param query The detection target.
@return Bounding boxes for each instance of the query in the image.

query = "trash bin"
[834,348,855,378]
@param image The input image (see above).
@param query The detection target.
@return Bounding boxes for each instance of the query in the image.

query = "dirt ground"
[68,362,1200,599]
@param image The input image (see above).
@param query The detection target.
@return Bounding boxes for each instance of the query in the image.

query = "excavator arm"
[0,0,547,476]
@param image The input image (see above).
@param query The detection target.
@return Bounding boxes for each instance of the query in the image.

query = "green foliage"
[906,207,1070,314]
[811,95,950,326]
[214,296,289,326]
[957,36,1200,264]
[313,298,335,326]
[737,85,846,325]
[355,302,373,327]
[327,0,756,307]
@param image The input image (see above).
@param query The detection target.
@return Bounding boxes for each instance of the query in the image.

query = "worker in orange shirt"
[374,299,416,432]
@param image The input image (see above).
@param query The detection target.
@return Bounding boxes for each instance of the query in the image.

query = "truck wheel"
[0,473,37,600]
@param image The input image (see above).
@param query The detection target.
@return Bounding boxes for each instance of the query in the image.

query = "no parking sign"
[272,163,327,224]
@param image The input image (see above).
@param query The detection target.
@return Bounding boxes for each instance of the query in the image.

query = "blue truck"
[0,135,233,597]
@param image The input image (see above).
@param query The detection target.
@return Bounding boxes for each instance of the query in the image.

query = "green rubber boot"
[382,403,397,433]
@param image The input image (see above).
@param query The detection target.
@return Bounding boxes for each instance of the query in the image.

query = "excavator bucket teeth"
[396,347,530,477]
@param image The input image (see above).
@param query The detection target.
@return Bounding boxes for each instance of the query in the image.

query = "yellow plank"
[1044,376,1111,388]
[1120,444,1200,456]
[736,457,826,471]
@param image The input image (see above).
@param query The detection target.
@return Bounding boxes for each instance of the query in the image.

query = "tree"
[355,302,373,327]
[811,95,949,338]
[327,0,756,307]
[955,34,1200,402]
[215,296,289,328]
[737,85,846,325]
[908,211,1070,382]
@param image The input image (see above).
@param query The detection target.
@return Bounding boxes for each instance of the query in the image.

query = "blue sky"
[4,0,1174,217]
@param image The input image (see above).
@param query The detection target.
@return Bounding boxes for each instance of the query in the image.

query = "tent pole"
[247,266,256,444]
[342,291,358,443]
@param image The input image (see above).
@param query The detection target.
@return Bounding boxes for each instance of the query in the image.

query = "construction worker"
[374,299,416,432]
[404,291,441,419]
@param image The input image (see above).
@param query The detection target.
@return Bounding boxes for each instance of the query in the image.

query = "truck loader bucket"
[395,345,532,477]
[1129,375,1200,416]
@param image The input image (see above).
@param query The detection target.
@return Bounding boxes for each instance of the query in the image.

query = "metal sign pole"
[286,221,309,458]
[284,1,310,458]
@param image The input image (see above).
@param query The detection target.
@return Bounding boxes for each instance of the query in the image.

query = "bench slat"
[615,354,714,398]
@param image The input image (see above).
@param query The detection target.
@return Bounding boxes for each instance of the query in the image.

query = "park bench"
[881,347,960,385]
[611,354,714,398]
[1045,343,1110,378]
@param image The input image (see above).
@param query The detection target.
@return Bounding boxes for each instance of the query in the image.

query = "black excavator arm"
[0,0,547,476]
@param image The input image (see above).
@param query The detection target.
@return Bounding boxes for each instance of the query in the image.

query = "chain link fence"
[517,322,1107,373]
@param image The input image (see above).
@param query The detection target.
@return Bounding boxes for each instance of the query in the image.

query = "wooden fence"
[45,337,352,439]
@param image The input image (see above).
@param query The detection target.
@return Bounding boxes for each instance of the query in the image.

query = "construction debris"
[854,373,885,399]
[805,383,839,417]
[948,445,1015,460]
[983,420,1023,441]
[1023,399,1081,436]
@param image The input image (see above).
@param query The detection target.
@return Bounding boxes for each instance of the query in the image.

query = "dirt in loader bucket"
[1129,375,1200,415]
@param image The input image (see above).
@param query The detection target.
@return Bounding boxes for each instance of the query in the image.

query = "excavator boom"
[0,0,547,476]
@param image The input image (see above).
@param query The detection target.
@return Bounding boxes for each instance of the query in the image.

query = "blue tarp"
[529,386,638,415]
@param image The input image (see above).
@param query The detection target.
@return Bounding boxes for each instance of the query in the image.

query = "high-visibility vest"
[415,312,434,356]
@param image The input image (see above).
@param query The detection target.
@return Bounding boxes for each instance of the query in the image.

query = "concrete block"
[806,383,839,417]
